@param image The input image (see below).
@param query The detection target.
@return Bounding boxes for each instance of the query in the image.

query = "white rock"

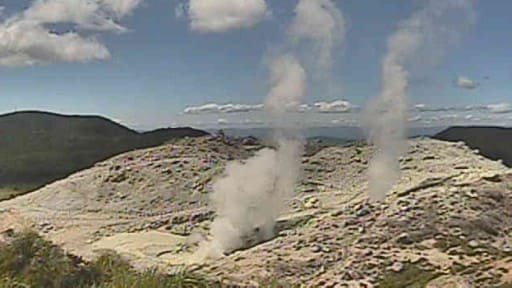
[468,240,479,248]
[387,262,403,272]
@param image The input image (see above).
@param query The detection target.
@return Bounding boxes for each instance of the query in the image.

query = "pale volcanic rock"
[0,137,511,287]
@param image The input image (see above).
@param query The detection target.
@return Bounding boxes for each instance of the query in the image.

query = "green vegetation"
[433,235,470,253]
[378,263,439,288]
[0,187,29,202]
[0,111,207,200]
[0,230,218,288]
[0,230,291,288]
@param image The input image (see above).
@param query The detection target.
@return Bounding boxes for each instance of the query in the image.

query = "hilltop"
[434,126,512,167]
[0,111,208,200]
[1,135,511,287]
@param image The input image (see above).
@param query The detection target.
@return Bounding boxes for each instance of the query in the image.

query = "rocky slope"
[0,136,511,287]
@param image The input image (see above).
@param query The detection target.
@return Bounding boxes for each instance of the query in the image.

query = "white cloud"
[184,99,355,115]
[0,0,141,66]
[407,115,422,123]
[297,103,311,112]
[184,0,268,33]
[413,103,481,112]
[175,2,186,18]
[23,0,120,32]
[183,103,264,114]
[456,76,478,89]
[414,104,441,112]
[101,0,142,18]
[217,118,229,125]
[414,103,512,114]
[329,118,356,126]
[243,118,263,125]
[440,113,459,120]
[414,103,464,112]
[314,100,352,113]
[487,103,512,114]
[23,0,141,31]
[0,21,110,66]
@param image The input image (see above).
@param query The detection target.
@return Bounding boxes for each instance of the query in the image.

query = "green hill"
[433,126,512,167]
[0,111,208,200]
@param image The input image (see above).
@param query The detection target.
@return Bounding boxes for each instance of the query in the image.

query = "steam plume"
[203,0,345,256]
[364,0,475,201]
[288,0,346,71]
[208,54,305,255]
[264,54,307,116]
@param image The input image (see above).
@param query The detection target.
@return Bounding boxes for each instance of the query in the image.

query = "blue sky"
[0,0,510,129]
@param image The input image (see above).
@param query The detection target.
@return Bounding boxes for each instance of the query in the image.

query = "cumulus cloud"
[329,118,356,126]
[413,103,466,112]
[297,103,311,112]
[23,0,121,32]
[243,118,263,125]
[175,2,186,18]
[407,115,422,123]
[24,0,141,30]
[101,0,142,18]
[487,103,512,114]
[0,0,141,66]
[414,104,442,112]
[183,99,354,114]
[456,76,479,89]
[182,0,268,33]
[183,103,264,114]
[217,118,229,125]
[414,103,512,114]
[314,100,352,113]
[0,21,111,66]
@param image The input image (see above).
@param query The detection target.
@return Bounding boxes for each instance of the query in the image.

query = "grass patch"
[433,235,482,256]
[0,230,219,288]
[0,185,40,201]
[433,236,464,252]
[378,263,439,288]
[0,230,288,288]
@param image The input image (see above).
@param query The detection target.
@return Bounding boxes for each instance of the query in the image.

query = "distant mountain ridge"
[220,126,446,140]
[0,111,208,199]
[434,126,512,167]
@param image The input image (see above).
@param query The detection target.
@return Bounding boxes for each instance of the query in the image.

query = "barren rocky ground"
[1,136,511,287]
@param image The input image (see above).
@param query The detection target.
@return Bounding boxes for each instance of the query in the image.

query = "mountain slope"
[0,111,208,199]
[434,126,512,167]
